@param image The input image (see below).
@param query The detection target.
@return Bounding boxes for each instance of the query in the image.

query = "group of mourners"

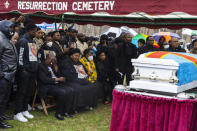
[1,15,197,129]
[0,15,135,129]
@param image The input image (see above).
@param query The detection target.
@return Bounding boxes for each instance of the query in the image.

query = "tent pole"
[55,22,57,30]
[62,14,65,30]
[56,14,65,30]
[55,15,57,31]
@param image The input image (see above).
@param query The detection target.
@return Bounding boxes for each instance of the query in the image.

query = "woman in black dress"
[61,48,98,110]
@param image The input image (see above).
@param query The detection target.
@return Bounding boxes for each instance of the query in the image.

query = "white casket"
[129,51,197,94]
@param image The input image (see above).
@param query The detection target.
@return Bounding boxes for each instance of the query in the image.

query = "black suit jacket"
[114,42,137,73]
[37,62,57,98]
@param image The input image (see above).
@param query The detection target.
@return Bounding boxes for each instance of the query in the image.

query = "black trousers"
[0,78,12,117]
[14,70,36,114]
[100,81,113,102]
[63,86,76,113]
[47,85,74,114]
[118,72,132,86]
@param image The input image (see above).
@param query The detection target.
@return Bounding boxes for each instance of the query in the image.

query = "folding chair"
[32,88,56,115]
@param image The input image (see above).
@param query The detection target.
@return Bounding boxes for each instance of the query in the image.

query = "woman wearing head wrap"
[80,49,97,83]
[60,48,98,111]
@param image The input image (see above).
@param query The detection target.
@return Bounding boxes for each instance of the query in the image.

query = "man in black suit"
[114,33,138,85]
[37,51,74,120]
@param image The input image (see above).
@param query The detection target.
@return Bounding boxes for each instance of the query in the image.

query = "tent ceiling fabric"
[66,12,197,19]
[1,0,197,29]
[1,0,197,15]
[2,12,197,30]
[60,13,197,30]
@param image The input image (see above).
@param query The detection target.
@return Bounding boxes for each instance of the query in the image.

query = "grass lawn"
[5,103,112,131]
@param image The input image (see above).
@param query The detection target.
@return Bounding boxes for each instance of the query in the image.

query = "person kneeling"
[37,51,73,120]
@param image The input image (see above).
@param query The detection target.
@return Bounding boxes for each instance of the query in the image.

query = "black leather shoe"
[0,120,7,125]
[64,113,73,118]
[55,114,64,120]
[0,121,13,129]
[0,115,12,120]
